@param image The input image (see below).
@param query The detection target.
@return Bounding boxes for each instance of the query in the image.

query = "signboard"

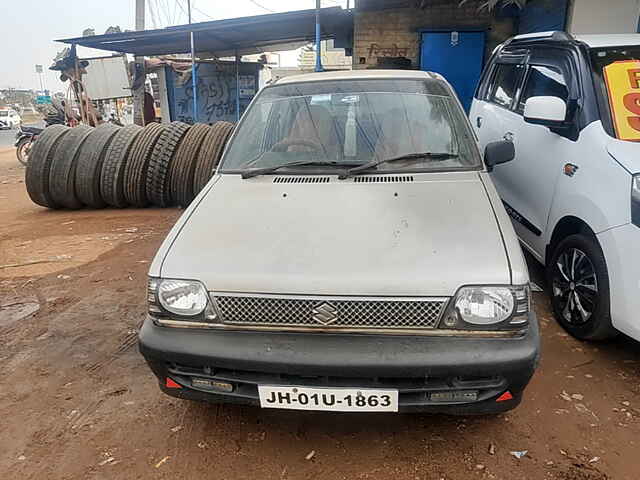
[239,75,256,98]
[35,95,52,105]
[168,62,260,124]
[603,60,640,141]
[82,54,131,100]
[35,64,43,74]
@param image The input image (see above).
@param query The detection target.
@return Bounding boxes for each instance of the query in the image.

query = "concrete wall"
[567,0,640,34]
[353,0,515,69]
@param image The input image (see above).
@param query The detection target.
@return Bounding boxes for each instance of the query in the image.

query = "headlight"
[158,279,208,316]
[148,278,218,327]
[440,285,529,330]
[632,175,640,227]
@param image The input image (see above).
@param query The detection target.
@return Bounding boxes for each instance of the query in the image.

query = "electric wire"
[246,0,275,13]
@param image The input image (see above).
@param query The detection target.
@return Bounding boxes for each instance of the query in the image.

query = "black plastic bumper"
[139,313,539,414]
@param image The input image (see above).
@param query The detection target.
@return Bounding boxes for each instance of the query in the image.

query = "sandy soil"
[0,147,639,480]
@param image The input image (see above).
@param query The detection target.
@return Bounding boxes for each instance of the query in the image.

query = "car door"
[473,51,573,259]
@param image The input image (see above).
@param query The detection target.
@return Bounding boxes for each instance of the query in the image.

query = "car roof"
[274,69,440,85]
[508,31,640,49]
[573,34,640,48]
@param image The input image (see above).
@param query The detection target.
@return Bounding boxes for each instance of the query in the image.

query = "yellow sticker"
[603,60,640,141]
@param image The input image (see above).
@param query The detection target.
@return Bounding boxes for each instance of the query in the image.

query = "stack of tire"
[25,121,234,210]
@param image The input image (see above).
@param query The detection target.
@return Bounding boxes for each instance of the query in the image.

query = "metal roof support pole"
[235,51,240,122]
[315,0,323,72]
[190,32,198,123]
[133,0,145,126]
[188,0,198,123]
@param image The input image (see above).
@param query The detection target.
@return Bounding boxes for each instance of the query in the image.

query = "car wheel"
[546,233,617,341]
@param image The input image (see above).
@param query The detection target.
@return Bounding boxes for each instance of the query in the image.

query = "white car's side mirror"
[523,96,567,126]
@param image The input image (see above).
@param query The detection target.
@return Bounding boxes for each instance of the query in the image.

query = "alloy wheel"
[551,248,598,325]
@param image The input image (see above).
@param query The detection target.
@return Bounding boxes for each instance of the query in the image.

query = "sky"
[0,0,348,93]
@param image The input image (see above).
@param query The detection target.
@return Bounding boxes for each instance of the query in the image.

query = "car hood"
[159,172,511,297]
[607,138,640,174]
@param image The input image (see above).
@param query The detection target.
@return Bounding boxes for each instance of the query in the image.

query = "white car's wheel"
[547,233,617,341]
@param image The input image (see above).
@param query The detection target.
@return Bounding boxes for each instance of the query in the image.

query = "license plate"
[258,385,398,412]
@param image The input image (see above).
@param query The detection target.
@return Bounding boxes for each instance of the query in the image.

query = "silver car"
[140,70,539,414]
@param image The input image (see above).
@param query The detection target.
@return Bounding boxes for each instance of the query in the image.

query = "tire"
[25,125,70,208]
[168,123,211,207]
[16,137,31,166]
[75,124,120,208]
[124,122,165,207]
[100,124,142,207]
[146,122,191,207]
[49,125,94,209]
[546,233,617,341]
[192,121,234,197]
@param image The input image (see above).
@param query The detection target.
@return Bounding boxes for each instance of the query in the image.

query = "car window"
[0,111,7,117]
[590,46,640,141]
[517,65,568,112]
[487,63,525,109]
[220,79,481,174]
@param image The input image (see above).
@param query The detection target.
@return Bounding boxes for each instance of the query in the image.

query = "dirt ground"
[1,146,639,480]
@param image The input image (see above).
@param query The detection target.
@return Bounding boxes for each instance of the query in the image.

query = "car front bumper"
[598,223,640,340]
[139,313,539,414]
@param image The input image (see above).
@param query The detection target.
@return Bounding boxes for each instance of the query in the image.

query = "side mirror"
[485,140,515,172]
[523,96,567,126]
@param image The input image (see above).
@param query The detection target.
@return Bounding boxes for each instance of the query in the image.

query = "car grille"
[212,294,448,330]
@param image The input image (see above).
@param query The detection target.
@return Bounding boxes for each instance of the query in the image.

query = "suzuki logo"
[312,302,339,325]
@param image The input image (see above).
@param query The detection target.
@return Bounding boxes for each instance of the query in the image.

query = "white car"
[0,108,21,129]
[470,32,640,341]
[139,70,539,415]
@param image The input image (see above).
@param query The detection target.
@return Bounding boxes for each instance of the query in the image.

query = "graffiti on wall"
[172,64,257,124]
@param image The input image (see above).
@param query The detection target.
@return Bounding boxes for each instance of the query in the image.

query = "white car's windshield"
[590,45,640,141]
[0,111,8,117]
[220,79,481,174]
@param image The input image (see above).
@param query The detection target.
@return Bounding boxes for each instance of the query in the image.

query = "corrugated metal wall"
[165,62,261,124]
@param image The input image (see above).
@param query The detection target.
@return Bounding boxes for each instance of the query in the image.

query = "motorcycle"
[14,101,66,166]
[15,125,43,166]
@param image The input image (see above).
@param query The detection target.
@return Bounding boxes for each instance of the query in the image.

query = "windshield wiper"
[341,152,459,178]
[241,160,346,179]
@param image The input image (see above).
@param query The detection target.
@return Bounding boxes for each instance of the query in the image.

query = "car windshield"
[590,45,640,140]
[220,79,481,174]
[0,111,8,117]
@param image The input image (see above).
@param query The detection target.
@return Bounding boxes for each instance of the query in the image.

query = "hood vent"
[273,176,331,184]
[353,175,414,183]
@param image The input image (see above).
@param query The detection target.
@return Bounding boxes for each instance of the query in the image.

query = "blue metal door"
[518,0,569,34]
[420,31,485,111]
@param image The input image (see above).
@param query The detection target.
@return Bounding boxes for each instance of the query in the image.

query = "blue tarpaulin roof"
[56,7,353,57]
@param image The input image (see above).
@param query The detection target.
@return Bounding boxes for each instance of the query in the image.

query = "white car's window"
[487,64,525,109]
[517,65,568,112]
[0,111,8,117]
[221,79,481,174]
